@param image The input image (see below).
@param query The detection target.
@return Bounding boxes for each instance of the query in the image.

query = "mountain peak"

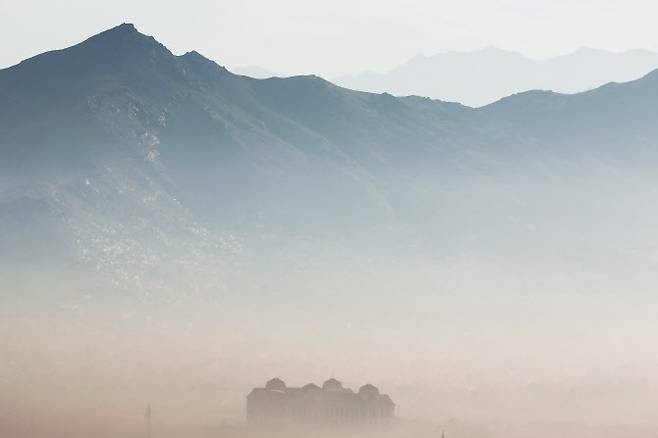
[0,21,182,91]
[72,22,174,67]
[181,50,206,61]
[83,22,154,46]
[109,22,137,33]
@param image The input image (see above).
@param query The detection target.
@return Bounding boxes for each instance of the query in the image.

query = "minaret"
[146,403,152,438]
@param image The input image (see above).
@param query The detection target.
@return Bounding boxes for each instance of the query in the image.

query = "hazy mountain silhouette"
[231,65,285,79]
[335,46,658,107]
[2,23,658,288]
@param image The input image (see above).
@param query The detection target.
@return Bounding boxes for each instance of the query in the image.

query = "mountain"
[6,25,658,438]
[230,65,285,79]
[335,46,658,107]
[2,24,658,291]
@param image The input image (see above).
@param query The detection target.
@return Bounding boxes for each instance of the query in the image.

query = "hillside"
[2,24,658,290]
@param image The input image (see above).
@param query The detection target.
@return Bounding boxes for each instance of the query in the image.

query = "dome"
[358,383,379,398]
[322,378,343,391]
[265,377,286,391]
[302,383,320,392]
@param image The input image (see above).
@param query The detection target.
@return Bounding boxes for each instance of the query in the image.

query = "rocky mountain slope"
[2,24,658,290]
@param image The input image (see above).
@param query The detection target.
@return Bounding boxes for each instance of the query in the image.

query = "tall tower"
[145,403,152,438]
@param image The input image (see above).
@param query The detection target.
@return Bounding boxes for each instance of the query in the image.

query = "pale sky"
[2,0,658,77]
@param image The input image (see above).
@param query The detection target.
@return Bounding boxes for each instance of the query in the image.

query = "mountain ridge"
[3,24,658,290]
[335,45,658,106]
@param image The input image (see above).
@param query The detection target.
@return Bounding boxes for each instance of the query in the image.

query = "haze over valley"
[3,22,658,438]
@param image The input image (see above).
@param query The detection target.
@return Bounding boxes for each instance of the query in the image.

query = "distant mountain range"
[231,65,284,79]
[2,24,658,290]
[335,46,658,106]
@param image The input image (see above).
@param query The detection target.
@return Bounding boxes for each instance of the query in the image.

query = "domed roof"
[265,377,286,391]
[322,378,343,391]
[302,383,321,393]
[358,383,380,398]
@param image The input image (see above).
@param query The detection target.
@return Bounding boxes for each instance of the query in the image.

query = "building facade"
[246,378,395,425]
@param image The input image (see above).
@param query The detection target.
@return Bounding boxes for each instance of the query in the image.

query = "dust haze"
[3,19,658,438]
[3,249,658,437]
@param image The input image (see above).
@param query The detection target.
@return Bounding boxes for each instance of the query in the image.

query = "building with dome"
[246,378,395,425]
